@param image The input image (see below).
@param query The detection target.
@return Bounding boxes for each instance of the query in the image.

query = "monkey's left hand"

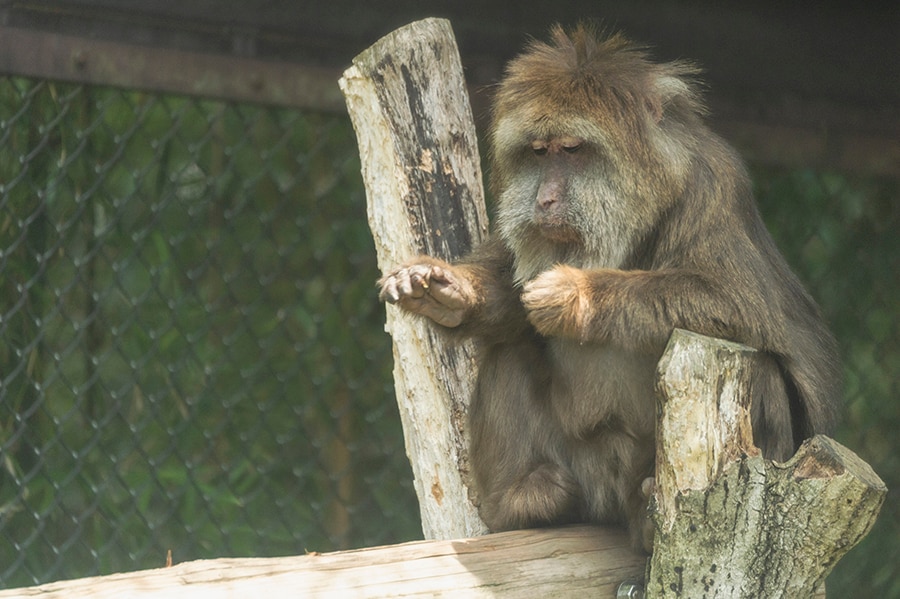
[522,265,595,340]
[378,259,476,328]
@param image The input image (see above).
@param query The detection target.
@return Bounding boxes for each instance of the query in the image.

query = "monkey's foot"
[480,463,583,531]
[631,476,656,553]
[641,476,656,498]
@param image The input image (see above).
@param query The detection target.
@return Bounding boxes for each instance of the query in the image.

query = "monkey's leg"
[751,354,797,461]
[469,342,584,531]
[569,430,656,553]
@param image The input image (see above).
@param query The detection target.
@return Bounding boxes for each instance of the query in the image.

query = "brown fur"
[378,25,840,551]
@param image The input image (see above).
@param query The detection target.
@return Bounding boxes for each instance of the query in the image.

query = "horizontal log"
[0,525,645,598]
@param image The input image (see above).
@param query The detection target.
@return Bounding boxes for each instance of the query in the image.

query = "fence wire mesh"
[0,76,897,597]
[0,78,420,587]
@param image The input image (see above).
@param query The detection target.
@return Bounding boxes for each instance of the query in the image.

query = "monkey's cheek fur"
[522,265,592,339]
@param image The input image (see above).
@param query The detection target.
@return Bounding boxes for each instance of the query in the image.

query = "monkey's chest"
[546,340,657,439]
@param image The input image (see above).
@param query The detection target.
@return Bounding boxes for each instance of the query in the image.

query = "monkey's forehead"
[491,113,615,148]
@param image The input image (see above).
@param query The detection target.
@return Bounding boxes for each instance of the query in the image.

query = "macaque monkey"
[378,25,840,551]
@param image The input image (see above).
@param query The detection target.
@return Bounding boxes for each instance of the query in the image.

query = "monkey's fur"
[378,26,840,551]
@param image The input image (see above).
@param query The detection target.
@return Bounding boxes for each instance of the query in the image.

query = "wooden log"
[338,17,489,539]
[647,329,887,599]
[0,526,646,598]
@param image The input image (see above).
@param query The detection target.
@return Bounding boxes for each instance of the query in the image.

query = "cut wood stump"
[647,330,887,598]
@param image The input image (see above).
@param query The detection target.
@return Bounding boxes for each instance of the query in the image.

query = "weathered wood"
[0,526,646,598]
[652,330,759,533]
[0,25,346,110]
[338,18,489,539]
[647,329,887,599]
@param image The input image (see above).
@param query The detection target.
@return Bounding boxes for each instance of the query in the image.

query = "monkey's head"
[490,25,705,283]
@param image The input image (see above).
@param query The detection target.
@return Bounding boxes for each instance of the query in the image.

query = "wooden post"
[647,330,887,598]
[338,18,489,539]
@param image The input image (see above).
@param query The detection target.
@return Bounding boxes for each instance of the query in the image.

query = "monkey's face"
[492,114,650,282]
[488,31,702,283]
[522,135,588,244]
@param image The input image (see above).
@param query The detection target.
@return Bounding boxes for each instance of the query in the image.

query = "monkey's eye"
[559,137,584,153]
[530,142,549,156]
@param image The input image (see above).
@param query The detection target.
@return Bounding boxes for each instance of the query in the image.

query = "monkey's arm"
[522,264,771,353]
[378,238,529,338]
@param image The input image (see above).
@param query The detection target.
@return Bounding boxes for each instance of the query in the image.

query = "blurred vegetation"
[0,78,896,596]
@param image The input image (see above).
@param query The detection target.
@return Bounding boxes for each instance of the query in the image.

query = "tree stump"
[647,330,887,598]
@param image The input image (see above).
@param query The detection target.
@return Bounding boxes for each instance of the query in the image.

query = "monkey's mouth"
[533,217,581,244]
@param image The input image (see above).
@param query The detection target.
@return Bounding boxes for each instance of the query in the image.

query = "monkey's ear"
[647,67,704,123]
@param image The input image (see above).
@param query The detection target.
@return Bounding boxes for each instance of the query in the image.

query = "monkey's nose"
[537,178,565,210]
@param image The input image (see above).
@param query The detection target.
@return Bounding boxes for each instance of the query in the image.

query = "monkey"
[378,25,841,551]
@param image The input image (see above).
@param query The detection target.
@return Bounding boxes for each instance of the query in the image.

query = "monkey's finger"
[403,264,436,296]
[416,266,468,307]
[409,272,431,294]
[378,278,401,303]
[384,271,418,301]
[378,265,435,303]
[392,269,423,299]
[429,265,451,284]
[379,269,414,302]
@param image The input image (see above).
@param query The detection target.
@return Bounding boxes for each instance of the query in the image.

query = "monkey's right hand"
[377,258,475,328]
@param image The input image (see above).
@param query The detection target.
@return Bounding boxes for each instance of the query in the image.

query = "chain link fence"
[0,76,897,596]
[0,77,421,587]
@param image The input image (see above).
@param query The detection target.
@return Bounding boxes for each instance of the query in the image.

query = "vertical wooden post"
[339,18,489,539]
